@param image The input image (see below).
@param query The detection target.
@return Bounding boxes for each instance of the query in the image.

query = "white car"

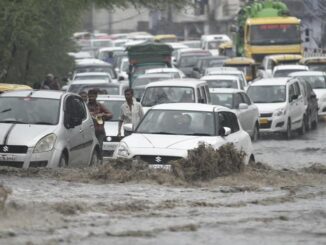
[247,77,306,139]
[97,95,125,158]
[201,75,243,90]
[205,67,248,89]
[67,80,124,95]
[201,34,231,56]
[272,64,309,78]
[113,103,254,167]
[290,71,326,116]
[145,68,186,79]
[209,88,260,141]
[141,79,211,113]
[0,90,100,168]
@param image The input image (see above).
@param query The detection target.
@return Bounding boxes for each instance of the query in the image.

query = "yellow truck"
[235,0,303,63]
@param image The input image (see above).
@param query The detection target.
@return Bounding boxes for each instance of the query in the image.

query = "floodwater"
[1,123,326,244]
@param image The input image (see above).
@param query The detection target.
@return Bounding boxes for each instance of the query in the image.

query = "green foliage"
[0,0,190,85]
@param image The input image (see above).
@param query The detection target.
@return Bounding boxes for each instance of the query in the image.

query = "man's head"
[124,88,134,102]
[88,89,98,103]
[46,73,54,81]
[79,91,88,102]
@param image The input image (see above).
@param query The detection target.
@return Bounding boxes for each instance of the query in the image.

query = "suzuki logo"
[155,156,162,163]
[3,146,9,152]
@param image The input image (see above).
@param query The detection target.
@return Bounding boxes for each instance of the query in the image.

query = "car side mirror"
[218,127,231,136]
[291,94,298,101]
[239,103,248,110]
[118,76,125,81]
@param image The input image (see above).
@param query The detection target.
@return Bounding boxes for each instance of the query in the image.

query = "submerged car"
[0,90,100,168]
[113,103,254,168]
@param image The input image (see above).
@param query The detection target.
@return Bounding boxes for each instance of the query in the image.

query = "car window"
[64,96,83,127]
[74,96,87,120]
[293,81,301,96]
[217,111,239,133]
[200,86,207,103]
[234,93,243,109]
[288,84,295,102]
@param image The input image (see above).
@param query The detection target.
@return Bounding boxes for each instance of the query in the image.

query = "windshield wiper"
[186,133,212,136]
[33,122,55,125]
[0,108,12,113]
[0,120,26,124]
[148,131,175,135]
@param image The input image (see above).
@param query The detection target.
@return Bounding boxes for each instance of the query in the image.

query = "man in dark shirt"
[87,89,113,159]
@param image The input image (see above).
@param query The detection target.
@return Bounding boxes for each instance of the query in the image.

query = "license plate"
[103,144,117,151]
[0,155,16,161]
[149,164,171,171]
[259,118,269,124]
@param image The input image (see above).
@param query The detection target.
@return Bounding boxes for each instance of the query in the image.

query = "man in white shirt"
[118,88,144,136]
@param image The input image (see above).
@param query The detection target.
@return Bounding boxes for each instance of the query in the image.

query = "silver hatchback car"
[0,90,100,168]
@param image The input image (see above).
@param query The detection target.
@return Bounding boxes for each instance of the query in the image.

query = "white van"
[201,34,231,56]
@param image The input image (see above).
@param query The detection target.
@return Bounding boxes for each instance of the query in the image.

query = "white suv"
[247,77,306,139]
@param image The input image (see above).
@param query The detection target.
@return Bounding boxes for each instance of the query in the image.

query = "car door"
[240,92,257,134]
[64,96,86,166]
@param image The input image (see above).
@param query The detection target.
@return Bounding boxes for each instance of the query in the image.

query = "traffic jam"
[1,1,326,244]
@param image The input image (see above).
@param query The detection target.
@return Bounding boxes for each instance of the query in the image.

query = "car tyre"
[58,153,68,167]
[251,123,259,142]
[285,119,292,140]
[311,113,318,130]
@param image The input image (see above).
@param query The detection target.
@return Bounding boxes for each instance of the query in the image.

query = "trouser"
[95,131,106,160]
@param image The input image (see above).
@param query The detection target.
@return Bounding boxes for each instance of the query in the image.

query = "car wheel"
[251,123,259,142]
[299,115,306,135]
[89,149,101,166]
[305,113,311,131]
[285,119,292,140]
[58,153,68,167]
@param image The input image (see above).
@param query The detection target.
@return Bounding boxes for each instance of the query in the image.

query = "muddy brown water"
[1,123,326,244]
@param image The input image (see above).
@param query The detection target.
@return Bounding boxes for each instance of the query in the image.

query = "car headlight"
[273,108,286,117]
[33,134,57,153]
[115,142,130,158]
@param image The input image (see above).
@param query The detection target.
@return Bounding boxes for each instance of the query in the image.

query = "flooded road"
[1,122,326,244]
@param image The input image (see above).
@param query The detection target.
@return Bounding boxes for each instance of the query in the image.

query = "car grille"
[260,121,272,129]
[135,155,182,165]
[260,113,273,118]
[103,150,114,157]
[0,161,24,168]
[0,145,28,154]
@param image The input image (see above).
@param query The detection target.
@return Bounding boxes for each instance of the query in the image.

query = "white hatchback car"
[290,71,326,116]
[113,103,254,167]
[247,77,306,139]
[201,75,244,90]
[209,88,260,141]
[0,90,100,168]
[272,65,309,78]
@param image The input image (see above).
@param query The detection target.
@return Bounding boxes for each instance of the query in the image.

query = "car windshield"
[274,69,305,78]
[247,85,286,103]
[250,24,301,45]
[301,75,326,89]
[133,63,168,77]
[68,84,120,95]
[307,64,326,72]
[75,66,116,79]
[210,93,234,108]
[205,79,238,89]
[97,100,124,121]
[74,75,109,81]
[0,97,60,125]
[226,65,252,77]
[133,87,145,101]
[92,40,113,48]
[179,54,209,67]
[136,109,216,136]
[132,76,172,88]
[207,40,225,49]
[141,86,195,106]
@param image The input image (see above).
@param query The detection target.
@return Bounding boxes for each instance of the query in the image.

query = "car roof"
[98,47,125,52]
[75,58,111,66]
[70,79,110,85]
[209,88,243,94]
[289,71,326,77]
[151,103,230,112]
[96,95,125,101]
[249,78,290,86]
[178,48,210,54]
[136,73,172,79]
[273,64,309,71]
[201,75,239,80]
[145,79,207,87]
[206,67,239,72]
[75,72,111,76]
[145,68,180,73]
[0,90,65,99]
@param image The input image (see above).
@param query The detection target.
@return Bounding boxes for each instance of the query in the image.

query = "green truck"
[126,42,173,87]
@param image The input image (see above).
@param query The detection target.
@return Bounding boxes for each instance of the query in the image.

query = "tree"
[0,0,190,85]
